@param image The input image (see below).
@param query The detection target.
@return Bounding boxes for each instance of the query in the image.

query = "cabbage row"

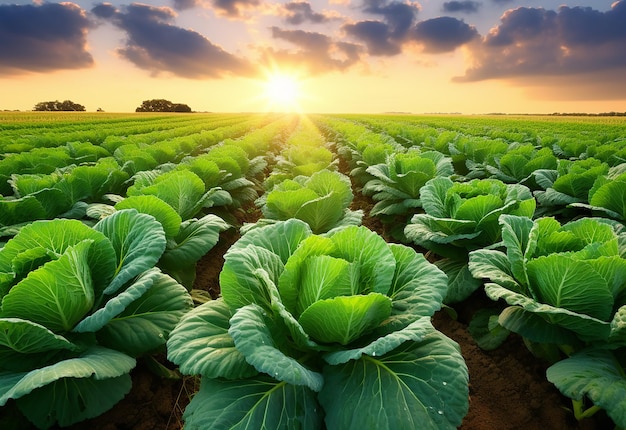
[1,112,624,428]
[166,118,470,429]
[317,114,626,427]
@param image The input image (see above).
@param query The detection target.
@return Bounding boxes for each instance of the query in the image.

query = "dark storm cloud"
[282,2,332,25]
[346,1,475,56]
[456,1,626,83]
[413,17,479,53]
[172,0,200,11]
[0,2,93,74]
[267,26,362,74]
[169,0,260,17]
[212,0,261,17]
[362,0,419,39]
[92,2,253,78]
[343,20,401,56]
[443,1,482,14]
[341,0,419,56]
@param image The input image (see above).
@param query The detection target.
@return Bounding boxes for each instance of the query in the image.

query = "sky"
[1,0,625,114]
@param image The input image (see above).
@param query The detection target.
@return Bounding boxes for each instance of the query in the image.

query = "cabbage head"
[167,219,469,430]
[0,209,193,428]
[405,177,536,258]
[469,215,626,427]
[255,169,363,234]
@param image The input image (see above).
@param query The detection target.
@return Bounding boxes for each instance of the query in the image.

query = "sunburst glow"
[262,73,302,112]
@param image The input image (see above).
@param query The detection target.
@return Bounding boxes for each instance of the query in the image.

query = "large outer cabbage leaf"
[0,218,116,296]
[115,194,182,237]
[384,244,448,328]
[526,254,614,321]
[319,329,468,430]
[0,318,79,354]
[0,195,48,229]
[95,270,193,356]
[0,241,95,333]
[483,276,612,342]
[229,304,324,392]
[547,348,626,427]
[182,377,322,430]
[94,209,166,295]
[0,346,135,428]
[167,299,257,379]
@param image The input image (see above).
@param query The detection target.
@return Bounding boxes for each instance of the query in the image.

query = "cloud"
[0,2,93,74]
[281,1,334,25]
[92,2,253,78]
[265,26,362,74]
[343,20,401,56]
[345,1,475,56]
[362,0,420,39]
[211,0,261,17]
[172,0,200,11]
[443,1,482,14]
[456,1,626,84]
[170,0,260,18]
[413,17,479,53]
[341,0,419,56]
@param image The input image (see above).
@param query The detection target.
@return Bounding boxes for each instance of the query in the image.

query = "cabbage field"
[0,111,625,429]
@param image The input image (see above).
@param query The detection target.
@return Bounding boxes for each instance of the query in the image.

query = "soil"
[3,191,610,430]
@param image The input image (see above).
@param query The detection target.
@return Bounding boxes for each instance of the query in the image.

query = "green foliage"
[468,215,626,425]
[486,144,558,187]
[256,169,363,234]
[405,177,535,257]
[363,150,454,240]
[135,99,192,113]
[0,210,193,428]
[168,219,469,429]
[33,100,85,112]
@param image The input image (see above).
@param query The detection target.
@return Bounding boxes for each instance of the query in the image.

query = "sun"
[262,73,302,112]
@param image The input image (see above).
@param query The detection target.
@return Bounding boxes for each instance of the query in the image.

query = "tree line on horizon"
[31,99,193,113]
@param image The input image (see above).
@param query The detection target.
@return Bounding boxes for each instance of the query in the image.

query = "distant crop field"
[1,111,625,430]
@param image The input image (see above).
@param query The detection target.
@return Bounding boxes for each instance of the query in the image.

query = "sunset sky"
[1,0,625,114]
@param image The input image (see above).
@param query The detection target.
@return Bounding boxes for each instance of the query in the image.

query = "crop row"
[314,114,626,428]
[0,113,625,429]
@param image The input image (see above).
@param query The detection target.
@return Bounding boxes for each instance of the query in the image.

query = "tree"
[135,99,192,113]
[33,100,86,111]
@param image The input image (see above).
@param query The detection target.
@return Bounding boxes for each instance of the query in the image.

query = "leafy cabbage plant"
[485,143,557,189]
[362,150,453,240]
[468,215,626,426]
[0,158,130,236]
[251,169,363,234]
[0,209,193,428]
[405,177,535,302]
[114,195,229,289]
[167,219,469,429]
[533,157,609,219]
[571,163,626,222]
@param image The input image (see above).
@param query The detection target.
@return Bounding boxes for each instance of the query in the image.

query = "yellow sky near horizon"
[1,0,625,114]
